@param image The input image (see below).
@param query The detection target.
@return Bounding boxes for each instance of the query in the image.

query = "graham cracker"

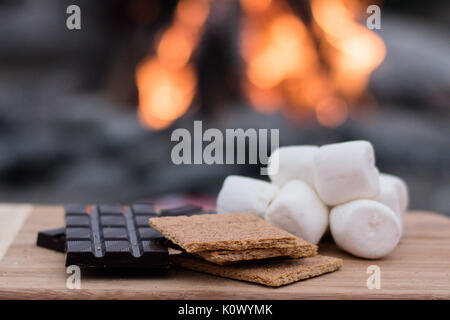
[149,213,298,253]
[171,254,343,287]
[195,239,317,265]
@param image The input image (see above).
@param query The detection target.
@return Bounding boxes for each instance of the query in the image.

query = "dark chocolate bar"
[36,203,216,267]
[36,228,66,253]
[65,204,169,269]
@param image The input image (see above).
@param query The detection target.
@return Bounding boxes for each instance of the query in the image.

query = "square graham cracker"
[171,254,343,287]
[195,239,317,265]
[149,213,298,253]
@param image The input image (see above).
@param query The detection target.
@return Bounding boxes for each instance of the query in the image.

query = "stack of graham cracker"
[150,213,342,287]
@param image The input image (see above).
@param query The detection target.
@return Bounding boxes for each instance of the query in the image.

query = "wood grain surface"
[0,205,449,299]
[0,204,32,261]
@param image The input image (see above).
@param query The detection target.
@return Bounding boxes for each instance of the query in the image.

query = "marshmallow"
[314,140,380,206]
[330,200,401,259]
[268,145,318,188]
[375,174,407,216]
[265,180,328,244]
[379,173,409,213]
[216,175,279,218]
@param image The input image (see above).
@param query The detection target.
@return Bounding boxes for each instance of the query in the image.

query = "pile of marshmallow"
[217,140,408,259]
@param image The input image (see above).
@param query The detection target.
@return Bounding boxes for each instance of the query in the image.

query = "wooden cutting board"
[0,204,449,299]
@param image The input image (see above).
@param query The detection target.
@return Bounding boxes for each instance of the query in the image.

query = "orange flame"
[136,59,196,130]
[157,26,194,70]
[176,0,210,28]
[136,0,385,129]
[244,81,285,114]
[241,0,272,14]
[136,0,209,130]
[241,0,386,126]
[246,13,315,90]
[240,0,319,113]
[315,96,348,128]
[311,0,386,99]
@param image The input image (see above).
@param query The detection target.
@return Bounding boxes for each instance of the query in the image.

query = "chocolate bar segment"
[40,204,216,262]
[64,204,88,215]
[131,203,157,215]
[160,204,204,216]
[65,206,169,269]
[36,228,66,253]
[99,204,123,215]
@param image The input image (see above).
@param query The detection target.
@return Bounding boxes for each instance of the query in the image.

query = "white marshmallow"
[330,199,401,259]
[216,175,279,218]
[373,174,404,235]
[268,145,318,188]
[314,140,380,206]
[379,173,409,213]
[374,175,402,216]
[265,180,328,244]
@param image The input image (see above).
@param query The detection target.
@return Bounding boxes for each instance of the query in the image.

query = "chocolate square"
[138,228,163,240]
[131,204,157,216]
[65,204,88,215]
[66,227,91,240]
[135,215,154,227]
[65,216,90,227]
[99,204,122,215]
[100,216,125,227]
[103,227,129,240]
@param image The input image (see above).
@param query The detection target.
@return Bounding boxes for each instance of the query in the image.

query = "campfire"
[136,0,210,130]
[136,0,385,130]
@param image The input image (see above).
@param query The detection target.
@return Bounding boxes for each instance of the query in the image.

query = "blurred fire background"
[0,0,448,214]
